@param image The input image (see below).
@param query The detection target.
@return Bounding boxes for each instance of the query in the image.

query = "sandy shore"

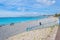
[0,16,59,40]
[7,26,58,40]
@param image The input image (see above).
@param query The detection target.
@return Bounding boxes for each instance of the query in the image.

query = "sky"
[0,0,60,17]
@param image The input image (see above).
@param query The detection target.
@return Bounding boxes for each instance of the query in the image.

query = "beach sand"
[0,16,59,40]
[7,26,58,40]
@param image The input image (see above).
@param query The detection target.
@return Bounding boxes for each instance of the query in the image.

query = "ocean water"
[0,16,48,25]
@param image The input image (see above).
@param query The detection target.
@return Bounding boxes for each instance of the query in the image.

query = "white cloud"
[0,0,57,17]
[36,0,56,5]
[0,10,41,17]
[0,0,56,9]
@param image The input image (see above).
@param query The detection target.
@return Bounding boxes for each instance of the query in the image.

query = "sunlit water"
[0,16,48,25]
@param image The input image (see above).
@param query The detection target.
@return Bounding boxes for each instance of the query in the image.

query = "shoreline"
[0,16,53,26]
[0,16,48,25]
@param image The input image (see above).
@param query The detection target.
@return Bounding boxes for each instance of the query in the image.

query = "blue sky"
[0,0,60,17]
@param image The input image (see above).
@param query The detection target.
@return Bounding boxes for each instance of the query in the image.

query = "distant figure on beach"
[10,23,14,26]
[0,25,2,27]
[39,22,41,25]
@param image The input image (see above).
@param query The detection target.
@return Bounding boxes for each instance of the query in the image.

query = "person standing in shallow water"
[39,22,41,25]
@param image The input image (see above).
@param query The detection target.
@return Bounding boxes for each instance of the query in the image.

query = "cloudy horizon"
[0,0,60,17]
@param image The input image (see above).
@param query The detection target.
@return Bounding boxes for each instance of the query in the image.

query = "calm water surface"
[0,16,48,25]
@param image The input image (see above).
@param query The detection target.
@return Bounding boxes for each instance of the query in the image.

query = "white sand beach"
[0,16,59,40]
[7,26,58,40]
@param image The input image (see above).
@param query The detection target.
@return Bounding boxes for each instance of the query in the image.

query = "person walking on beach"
[39,22,41,25]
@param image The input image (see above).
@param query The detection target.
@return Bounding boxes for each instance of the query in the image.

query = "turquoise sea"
[0,16,48,25]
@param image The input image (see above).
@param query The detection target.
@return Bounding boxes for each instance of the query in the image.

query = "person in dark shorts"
[39,22,41,25]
